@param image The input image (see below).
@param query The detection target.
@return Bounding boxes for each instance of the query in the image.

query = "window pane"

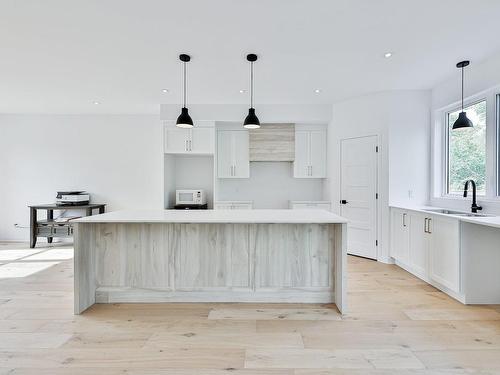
[447,100,486,195]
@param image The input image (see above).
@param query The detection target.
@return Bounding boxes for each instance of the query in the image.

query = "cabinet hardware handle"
[424,218,428,233]
[402,213,407,227]
[427,218,432,234]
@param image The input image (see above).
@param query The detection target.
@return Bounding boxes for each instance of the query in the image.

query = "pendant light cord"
[250,61,254,108]
[183,61,187,108]
[461,66,464,111]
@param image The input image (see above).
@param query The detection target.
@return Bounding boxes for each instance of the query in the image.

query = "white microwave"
[176,189,206,205]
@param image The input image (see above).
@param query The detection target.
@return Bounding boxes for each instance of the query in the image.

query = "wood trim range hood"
[249,123,295,161]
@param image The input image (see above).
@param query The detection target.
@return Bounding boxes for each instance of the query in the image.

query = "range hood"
[249,123,295,162]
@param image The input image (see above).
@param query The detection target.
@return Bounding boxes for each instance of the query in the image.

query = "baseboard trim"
[96,287,336,304]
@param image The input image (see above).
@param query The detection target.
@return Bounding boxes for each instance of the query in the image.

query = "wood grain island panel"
[73,210,347,314]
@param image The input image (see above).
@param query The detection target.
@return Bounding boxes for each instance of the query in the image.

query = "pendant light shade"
[176,54,194,128]
[452,60,473,130]
[453,111,473,129]
[176,107,193,128]
[243,54,260,129]
[244,108,260,129]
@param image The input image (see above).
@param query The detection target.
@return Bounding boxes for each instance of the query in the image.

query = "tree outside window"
[447,100,486,195]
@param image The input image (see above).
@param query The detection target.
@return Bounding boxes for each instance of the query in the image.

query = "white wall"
[217,162,324,208]
[327,90,431,262]
[432,50,500,110]
[0,114,163,241]
[164,155,214,209]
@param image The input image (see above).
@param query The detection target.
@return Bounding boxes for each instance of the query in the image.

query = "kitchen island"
[73,209,348,314]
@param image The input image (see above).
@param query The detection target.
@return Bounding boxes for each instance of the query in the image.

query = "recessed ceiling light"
[239,89,246,93]
[93,101,100,105]
[384,52,393,58]
[162,88,169,93]
[314,89,321,93]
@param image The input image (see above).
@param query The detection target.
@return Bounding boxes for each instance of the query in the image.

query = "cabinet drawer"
[36,225,53,236]
[215,202,253,210]
[290,203,331,211]
[53,225,71,236]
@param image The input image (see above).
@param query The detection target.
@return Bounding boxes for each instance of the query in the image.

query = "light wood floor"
[0,242,499,374]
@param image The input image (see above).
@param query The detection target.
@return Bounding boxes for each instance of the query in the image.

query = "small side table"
[28,204,106,248]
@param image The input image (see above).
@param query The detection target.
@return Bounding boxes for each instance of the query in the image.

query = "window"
[447,100,487,195]
[497,94,500,196]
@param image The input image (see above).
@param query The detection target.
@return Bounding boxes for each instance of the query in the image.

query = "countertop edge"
[389,204,500,230]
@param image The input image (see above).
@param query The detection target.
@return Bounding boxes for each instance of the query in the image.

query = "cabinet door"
[191,128,214,154]
[429,216,460,292]
[390,209,409,264]
[217,131,234,178]
[232,131,250,178]
[164,128,189,153]
[408,212,428,279]
[294,131,310,178]
[309,131,327,178]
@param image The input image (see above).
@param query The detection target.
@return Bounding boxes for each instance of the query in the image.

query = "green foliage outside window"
[447,100,486,194]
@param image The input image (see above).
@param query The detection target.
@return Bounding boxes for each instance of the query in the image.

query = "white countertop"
[390,204,500,229]
[74,209,349,224]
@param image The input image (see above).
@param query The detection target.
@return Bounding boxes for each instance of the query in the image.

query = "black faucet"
[463,180,482,213]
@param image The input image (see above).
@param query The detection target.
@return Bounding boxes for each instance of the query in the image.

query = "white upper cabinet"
[293,129,327,178]
[190,128,214,154]
[164,126,214,154]
[217,130,250,178]
[165,128,189,154]
[294,131,310,177]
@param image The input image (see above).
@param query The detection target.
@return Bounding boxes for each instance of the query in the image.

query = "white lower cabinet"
[428,216,460,293]
[214,201,253,210]
[390,208,409,264]
[408,212,428,279]
[390,208,461,299]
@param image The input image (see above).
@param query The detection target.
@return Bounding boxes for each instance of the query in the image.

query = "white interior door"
[340,135,378,259]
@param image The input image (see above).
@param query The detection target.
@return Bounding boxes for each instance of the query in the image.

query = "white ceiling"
[1,0,500,114]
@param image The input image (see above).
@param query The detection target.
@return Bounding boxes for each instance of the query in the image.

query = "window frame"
[444,98,488,196]
[432,85,500,205]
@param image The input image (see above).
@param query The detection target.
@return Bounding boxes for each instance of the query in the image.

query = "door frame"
[339,134,380,260]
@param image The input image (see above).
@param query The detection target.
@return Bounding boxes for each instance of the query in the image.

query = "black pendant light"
[176,54,194,128]
[452,60,473,130]
[243,53,261,129]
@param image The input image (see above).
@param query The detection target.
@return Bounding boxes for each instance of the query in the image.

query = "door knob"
[340,200,348,204]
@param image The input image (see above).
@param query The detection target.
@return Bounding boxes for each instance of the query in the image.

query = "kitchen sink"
[422,208,492,217]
